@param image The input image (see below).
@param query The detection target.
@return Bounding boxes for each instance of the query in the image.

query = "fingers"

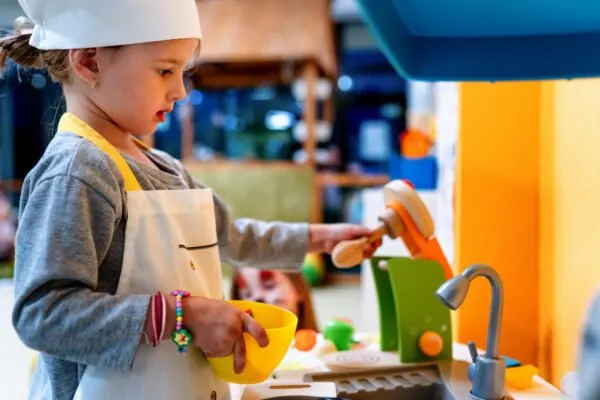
[241,312,269,348]
[233,313,268,373]
[348,224,372,239]
[373,238,383,250]
[363,238,383,258]
[233,336,246,374]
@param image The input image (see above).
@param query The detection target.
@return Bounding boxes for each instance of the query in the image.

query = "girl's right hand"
[185,297,269,373]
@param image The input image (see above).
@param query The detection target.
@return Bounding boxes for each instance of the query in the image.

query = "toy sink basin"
[304,360,514,399]
[357,0,600,81]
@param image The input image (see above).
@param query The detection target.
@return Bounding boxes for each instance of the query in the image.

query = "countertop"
[234,333,568,399]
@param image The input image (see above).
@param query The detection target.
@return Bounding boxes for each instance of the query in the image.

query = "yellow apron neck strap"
[57,113,143,192]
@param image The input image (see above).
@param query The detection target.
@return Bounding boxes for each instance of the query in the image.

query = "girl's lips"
[156,111,167,122]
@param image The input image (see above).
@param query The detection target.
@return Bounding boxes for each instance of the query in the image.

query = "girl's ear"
[68,48,99,86]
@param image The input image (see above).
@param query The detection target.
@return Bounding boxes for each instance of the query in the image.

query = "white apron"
[61,114,230,400]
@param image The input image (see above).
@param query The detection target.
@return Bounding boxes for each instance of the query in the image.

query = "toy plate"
[357,0,600,81]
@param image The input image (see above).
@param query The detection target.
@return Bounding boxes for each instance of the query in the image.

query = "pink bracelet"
[151,294,158,347]
[158,292,166,342]
[150,292,166,347]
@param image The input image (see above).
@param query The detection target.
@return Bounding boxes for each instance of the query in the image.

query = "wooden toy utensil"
[332,225,387,268]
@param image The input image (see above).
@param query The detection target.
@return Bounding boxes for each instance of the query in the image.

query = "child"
[230,268,319,331]
[572,294,600,400]
[0,193,15,261]
[1,1,379,399]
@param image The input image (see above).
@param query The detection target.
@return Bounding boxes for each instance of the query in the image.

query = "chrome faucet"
[436,264,507,400]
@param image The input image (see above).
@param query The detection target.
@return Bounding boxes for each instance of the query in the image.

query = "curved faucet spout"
[462,264,504,360]
[437,263,507,399]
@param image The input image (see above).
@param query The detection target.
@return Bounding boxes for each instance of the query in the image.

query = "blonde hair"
[1,16,202,83]
[0,17,70,82]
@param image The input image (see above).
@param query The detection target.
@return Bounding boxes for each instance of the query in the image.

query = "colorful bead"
[170,290,192,355]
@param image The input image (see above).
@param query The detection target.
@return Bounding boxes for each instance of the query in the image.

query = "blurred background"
[2,0,598,398]
[0,2,455,396]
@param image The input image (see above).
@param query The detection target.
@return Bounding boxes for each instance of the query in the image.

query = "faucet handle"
[467,341,478,363]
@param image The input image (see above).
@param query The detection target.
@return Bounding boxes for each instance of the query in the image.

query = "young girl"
[0,193,15,261]
[230,268,320,331]
[2,1,378,399]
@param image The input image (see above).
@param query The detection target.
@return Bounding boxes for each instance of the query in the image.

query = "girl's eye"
[158,69,173,76]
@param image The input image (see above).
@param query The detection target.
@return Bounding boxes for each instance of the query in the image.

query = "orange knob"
[419,331,443,357]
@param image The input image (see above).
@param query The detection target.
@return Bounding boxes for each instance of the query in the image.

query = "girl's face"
[81,39,198,136]
[236,269,299,315]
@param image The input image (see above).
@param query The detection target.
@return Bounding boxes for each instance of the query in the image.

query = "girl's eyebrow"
[157,57,185,66]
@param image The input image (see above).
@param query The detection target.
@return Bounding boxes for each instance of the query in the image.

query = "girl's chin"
[280,301,299,316]
[132,124,159,137]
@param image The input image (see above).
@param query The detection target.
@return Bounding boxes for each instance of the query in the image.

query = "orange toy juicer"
[331,179,454,363]
[331,179,452,280]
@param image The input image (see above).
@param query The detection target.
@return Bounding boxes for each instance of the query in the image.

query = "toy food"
[313,339,337,359]
[294,329,317,351]
[301,253,325,287]
[323,319,355,351]
[505,364,539,390]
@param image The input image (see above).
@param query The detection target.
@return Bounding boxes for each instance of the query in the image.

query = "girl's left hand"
[308,223,382,257]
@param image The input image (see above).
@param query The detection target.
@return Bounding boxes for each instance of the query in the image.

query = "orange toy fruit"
[294,329,317,351]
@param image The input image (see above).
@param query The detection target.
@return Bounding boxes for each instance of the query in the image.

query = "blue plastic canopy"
[357,0,600,81]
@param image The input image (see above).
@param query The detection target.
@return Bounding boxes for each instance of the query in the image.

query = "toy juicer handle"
[331,180,453,280]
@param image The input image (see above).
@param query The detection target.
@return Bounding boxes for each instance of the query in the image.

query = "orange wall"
[455,82,541,366]
[538,81,555,380]
[540,79,600,383]
[457,79,600,385]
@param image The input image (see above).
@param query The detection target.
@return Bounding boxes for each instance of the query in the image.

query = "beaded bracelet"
[171,290,192,354]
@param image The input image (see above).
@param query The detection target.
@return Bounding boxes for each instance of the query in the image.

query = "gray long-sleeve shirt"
[12,132,309,400]
[578,294,600,400]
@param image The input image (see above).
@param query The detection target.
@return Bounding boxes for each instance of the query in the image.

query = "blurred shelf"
[0,180,22,193]
[0,261,12,279]
[328,272,361,285]
[183,159,302,171]
[316,172,388,187]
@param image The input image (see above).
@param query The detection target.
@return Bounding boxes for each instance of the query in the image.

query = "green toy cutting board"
[371,257,453,363]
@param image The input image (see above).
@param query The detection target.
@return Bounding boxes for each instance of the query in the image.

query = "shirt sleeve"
[12,174,149,372]
[182,178,309,269]
[212,192,309,270]
[578,294,600,400]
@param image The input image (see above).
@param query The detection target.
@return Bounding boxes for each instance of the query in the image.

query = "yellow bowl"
[207,300,298,384]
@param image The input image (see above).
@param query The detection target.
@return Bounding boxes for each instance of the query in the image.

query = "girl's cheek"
[266,286,299,315]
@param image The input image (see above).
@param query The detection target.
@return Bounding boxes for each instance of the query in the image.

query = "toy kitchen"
[236,0,599,396]
[234,178,566,399]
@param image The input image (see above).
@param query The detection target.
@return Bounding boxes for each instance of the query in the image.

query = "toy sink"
[357,0,600,81]
[325,257,512,399]
[304,360,513,400]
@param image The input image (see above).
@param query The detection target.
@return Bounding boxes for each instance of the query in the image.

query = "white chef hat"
[17,0,202,50]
